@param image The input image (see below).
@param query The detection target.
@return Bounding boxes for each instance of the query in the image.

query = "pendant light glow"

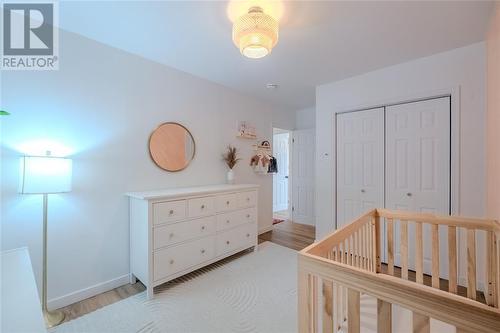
[232,6,279,59]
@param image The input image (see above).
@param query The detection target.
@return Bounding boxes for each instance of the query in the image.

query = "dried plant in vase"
[222,145,241,184]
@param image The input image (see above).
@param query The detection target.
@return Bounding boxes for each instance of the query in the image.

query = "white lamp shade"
[19,156,73,194]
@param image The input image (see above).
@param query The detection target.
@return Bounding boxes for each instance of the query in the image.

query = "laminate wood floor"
[57,220,316,324]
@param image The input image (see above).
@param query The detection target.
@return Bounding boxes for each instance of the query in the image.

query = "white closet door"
[386,97,450,276]
[291,129,315,225]
[336,108,384,228]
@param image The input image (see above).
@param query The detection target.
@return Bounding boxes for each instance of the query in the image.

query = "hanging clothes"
[268,156,278,173]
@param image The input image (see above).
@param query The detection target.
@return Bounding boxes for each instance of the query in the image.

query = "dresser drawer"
[153,200,187,225]
[154,216,215,249]
[216,193,238,212]
[188,196,215,218]
[241,207,257,224]
[216,211,248,231]
[153,236,215,281]
[215,224,256,257]
[237,191,257,208]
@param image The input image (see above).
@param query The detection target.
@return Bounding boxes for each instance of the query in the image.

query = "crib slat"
[494,233,499,307]
[387,218,394,275]
[448,226,458,293]
[375,216,382,273]
[355,232,359,268]
[333,283,339,331]
[415,222,424,284]
[357,229,362,268]
[322,280,333,333]
[412,312,430,333]
[401,220,408,280]
[486,231,495,306]
[347,236,352,266]
[366,224,369,270]
[368,222,373,271]
[431,224,440,288]
[363,224,368,270]
[377,299,392,333]
[360,226,364,269]
[467,229,477,300]
[347,289,360,333]
[310,275,318,332]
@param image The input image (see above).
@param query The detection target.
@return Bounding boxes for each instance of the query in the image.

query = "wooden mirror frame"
[148,122,196,172]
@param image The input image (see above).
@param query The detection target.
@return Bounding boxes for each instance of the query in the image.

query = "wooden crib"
[298,209,500,333]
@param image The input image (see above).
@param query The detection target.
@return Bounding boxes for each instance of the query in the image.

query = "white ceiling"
[59,1,494,110]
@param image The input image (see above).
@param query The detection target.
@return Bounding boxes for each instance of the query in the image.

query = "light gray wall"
[295,107,316,130]
[0,30,294,307]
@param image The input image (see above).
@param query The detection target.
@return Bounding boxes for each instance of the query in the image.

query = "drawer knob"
[169,210,174,215]
[169,233,174,238]
[246,197,250,201]
[226,201,230,205]
[226,220,230,224]
[246,233,250,237]
[169,259,174,264]
[201,226,205,230]
[406,192,412,197]
[201,204,205,209]
[226,240,230,245]
[246,214,250,218]
[201,249,205,254]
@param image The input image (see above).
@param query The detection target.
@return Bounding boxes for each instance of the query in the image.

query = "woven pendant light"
[232,6,279,59]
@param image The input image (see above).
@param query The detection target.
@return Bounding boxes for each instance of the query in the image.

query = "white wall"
[487,3,500,220]
[316,42,486,287]
[0,30,293,308]
[295,107,316,130]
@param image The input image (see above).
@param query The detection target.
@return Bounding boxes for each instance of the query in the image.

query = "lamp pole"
[41,193,65,327]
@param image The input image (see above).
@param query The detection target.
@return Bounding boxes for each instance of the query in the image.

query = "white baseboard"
[47,274,130,310]
[258,225,273,235]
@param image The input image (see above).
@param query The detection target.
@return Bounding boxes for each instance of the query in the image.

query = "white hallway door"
[386,97,451,277]
[273,132,289,212]
[336,108,385,228]
[291,129,315,225]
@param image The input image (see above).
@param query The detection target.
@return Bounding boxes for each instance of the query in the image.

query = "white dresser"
[126,184,259,298]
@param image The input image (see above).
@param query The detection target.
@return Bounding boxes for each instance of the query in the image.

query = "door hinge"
[292,206,295,211]
[292,138,295,143]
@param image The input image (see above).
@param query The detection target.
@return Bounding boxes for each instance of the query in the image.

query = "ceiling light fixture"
[232,6,279,59]
[266,83,279,89]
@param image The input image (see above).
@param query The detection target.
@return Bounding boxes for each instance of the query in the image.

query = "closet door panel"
[336,108,384,228]
[386,97,450,277]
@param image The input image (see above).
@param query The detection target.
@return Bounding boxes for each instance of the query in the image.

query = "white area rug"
[51,242,298,333]
[51,241,454,333]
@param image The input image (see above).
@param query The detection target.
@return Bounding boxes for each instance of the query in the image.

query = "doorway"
[273,128,290,224]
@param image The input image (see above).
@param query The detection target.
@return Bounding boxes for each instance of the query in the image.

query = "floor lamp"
[19,153,72,328]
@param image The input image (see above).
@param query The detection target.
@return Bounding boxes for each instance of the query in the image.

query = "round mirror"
[149,122,195,172]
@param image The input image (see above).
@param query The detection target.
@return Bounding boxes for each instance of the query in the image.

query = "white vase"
[227,169,235,184]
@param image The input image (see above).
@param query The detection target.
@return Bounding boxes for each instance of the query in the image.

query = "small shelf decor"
[237,121,256,139]
[222,145,241,184]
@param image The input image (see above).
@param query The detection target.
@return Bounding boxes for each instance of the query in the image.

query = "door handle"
[285,176,289,179]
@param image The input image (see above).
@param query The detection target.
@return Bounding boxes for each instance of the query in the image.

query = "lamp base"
[44,309,65,328]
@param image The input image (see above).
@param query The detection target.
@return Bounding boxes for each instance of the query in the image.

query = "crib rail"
[298,209,500,333]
